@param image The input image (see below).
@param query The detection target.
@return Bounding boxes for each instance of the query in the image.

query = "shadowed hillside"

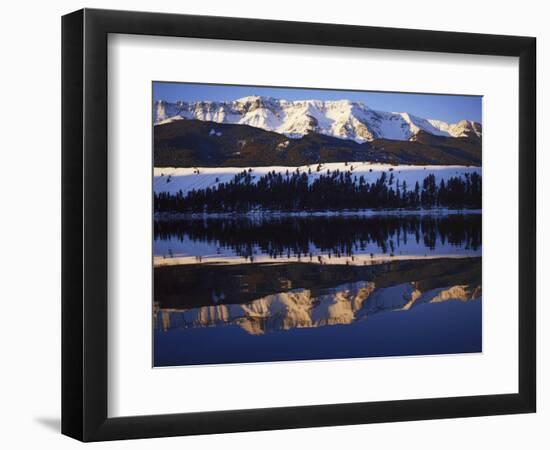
[154,120,482,167]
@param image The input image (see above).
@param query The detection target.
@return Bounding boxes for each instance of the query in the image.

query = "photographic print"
[152,83,482,367]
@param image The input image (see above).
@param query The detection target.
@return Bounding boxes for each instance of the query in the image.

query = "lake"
[153,213,482,366]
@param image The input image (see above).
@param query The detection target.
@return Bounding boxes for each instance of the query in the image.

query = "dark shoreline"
[154,207,482,221]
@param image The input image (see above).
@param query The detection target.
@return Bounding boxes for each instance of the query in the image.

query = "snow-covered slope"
[154,96,481,143]
[154,162,482,196]
[427,119,482,139]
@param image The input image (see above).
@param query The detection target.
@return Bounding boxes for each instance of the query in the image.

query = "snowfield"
[153,162,482,196]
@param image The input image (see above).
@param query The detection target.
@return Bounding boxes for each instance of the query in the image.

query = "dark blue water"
[154,299,481,366]
[153,214,482,367]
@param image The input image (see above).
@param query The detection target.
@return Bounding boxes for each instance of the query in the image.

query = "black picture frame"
[62,8,536,442]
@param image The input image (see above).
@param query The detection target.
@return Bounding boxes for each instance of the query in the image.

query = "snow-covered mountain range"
[154,96,481,143]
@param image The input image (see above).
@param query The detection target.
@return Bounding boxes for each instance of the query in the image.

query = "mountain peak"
[154,96,480,143]
[234,95,268,103]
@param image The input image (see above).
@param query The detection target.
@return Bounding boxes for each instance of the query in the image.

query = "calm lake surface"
[153,213,482,367]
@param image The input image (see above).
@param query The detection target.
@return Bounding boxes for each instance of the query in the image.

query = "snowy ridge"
[154,96,481,143]
[154,162,482,196]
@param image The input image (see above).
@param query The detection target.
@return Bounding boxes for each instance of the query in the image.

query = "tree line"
[154,169,482,213]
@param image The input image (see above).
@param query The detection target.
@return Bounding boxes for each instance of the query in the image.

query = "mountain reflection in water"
[155,279,480,336]
[153,257,482,366]
[153,214,482,367]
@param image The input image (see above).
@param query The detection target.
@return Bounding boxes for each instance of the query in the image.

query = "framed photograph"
[62,8,536,441]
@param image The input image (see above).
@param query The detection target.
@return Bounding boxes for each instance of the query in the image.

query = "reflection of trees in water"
[155,215,481,259]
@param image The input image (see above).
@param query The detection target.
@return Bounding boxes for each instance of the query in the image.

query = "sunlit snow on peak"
[154,96,481,143]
